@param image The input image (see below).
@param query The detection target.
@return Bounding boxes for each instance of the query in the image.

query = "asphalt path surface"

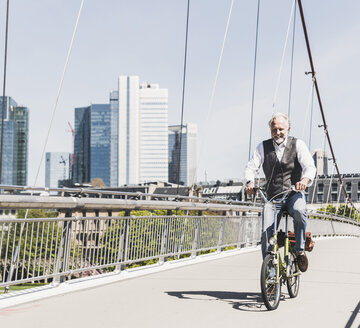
[0,238,359,328]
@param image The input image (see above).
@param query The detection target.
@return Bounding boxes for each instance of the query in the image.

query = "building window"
[318,184,324,193]
[331,194,337,202]
[331,183,338,193]
[358,193,360,201]
[346,182,352,192]
[317,194,323,202]
[358,182,360,191]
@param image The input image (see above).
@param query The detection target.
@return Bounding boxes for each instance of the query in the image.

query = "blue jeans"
[261,192,308,258]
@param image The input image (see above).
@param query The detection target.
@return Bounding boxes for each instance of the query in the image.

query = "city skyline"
[0,1,359,186]
[74,75,170,187]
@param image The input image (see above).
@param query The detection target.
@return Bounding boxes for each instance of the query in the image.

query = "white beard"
[274,137,285,145]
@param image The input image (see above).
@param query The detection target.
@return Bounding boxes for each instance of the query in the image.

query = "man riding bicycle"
[244,113,316,272]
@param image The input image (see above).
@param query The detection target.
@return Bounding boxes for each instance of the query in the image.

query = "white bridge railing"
[0,186,359,291]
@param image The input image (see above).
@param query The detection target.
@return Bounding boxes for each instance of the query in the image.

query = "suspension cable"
[31,0,85,188]
[248,0,261,160]
[287,0,297,118]
[297,0,359,217]
[0,0,10,184]
[301,81,314,140]
[271,0,296,114]
[325,164,335,208]
[3,0,85,292]
[176,0,190,194]
[310,132,326,205]
[335,179,342,215]
[196,0,234,178]
[308,80,315,149]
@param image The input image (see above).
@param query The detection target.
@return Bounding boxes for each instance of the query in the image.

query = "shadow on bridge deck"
[0,238,359,328]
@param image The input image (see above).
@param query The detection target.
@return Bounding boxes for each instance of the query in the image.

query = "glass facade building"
[74,104,111,186]
[168,123,197,186]
[45,152,71,188]
[74,106,91,184]
[0,96,29,185]
[74,76,168,187]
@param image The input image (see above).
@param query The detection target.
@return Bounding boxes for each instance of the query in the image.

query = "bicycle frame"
[258,187,300,282]
[257,186,302,310]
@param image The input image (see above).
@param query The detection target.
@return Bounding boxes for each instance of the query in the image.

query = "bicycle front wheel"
[260,254,281,310]
[286,251,300,298]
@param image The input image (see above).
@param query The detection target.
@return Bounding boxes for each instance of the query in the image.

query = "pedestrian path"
[0,238,359,328]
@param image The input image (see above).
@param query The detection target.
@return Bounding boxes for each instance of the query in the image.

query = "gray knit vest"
[262,136,302,199]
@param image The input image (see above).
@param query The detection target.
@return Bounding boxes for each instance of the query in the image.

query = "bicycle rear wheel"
[286,251,300,298]
[260,254,281,310]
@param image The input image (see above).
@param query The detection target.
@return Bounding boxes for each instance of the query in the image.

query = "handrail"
[0,194,261,212]
[0,191,358,292]
[0,184,253,207]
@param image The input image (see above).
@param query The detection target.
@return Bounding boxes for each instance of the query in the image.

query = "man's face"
[270,117,289,144]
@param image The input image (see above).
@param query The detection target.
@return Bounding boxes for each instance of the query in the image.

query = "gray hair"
[268,112,291,129]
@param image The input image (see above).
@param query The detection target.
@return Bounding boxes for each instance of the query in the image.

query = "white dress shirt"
[244,137,316,186]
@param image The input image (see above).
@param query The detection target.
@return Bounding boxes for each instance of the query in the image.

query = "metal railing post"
[237,212,246,249]
[217,211,227,253]
[115,210,130,273]
[53,210,72,284]
[159,212,171,264]
[192,210,202,258]
[177,214,186,259]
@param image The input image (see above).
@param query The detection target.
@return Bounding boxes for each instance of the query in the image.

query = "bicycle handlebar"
[254,185,297,203]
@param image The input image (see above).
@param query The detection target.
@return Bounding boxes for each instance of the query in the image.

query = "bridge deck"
[0,238,359,327]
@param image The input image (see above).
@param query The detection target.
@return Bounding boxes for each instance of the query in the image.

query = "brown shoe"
[297,252,308,272]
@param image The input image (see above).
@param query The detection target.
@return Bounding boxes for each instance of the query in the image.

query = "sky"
[0,0,359,187]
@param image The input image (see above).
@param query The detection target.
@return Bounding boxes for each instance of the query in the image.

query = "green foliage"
[16,209,58,219]
[317,204,360,221]
[0,220,63,281]
[100,209,227,270]
[1,209,78,282]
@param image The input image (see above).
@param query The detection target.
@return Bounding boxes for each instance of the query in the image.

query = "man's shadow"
[166,290,275,312]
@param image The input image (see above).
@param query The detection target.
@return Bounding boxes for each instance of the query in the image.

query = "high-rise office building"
[73,104,111,186]
[0,96,29,185]
[74,76,168,187]
[139,81,168,184]
[168,123,197,186]
[45,152,71,188]
[311,149,328,176]
[111,76,168,185]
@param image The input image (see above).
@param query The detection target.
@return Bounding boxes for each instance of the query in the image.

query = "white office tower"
[311,149,328,176]
[118,76,140,185]
[168,123,197,186]
[45,152,71,188]
[116,76,168,185]
[139,82,168,183]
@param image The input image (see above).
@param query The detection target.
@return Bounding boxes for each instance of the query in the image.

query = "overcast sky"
[0,0,359,186]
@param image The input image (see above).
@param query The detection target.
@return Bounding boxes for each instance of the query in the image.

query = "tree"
[90,178,106,187]
[1,209,64,282]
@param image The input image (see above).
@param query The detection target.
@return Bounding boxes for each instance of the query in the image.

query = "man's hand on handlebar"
[295,177,310,191]
[245,181,256,195]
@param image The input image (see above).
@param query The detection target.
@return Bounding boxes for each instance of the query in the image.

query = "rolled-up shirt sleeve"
[244,142,264,184]
[296,139,317,186]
